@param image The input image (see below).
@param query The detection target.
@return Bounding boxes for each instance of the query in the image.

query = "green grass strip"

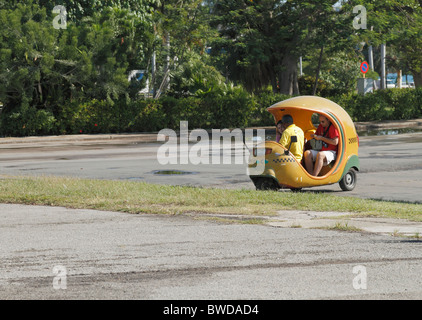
[0,175,421,221]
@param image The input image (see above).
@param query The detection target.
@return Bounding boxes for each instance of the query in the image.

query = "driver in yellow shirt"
[277,114,304,162]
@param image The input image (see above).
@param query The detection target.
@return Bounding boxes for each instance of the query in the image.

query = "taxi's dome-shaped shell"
[267,95,354,129]
[247,95,359,191]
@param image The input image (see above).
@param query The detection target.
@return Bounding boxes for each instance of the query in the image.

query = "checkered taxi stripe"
[273,158,295,163]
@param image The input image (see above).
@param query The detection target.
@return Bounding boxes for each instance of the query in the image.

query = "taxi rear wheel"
[255,178,278,191]
[339,168,357,191]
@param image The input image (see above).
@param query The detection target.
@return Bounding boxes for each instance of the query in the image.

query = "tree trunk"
[279,53,300,95]
[165,31,170,91]
[413,70,422,88]
[154,32,171,99]
[269,66,278,93]
[313,44,324,95]
[397,69,402,88]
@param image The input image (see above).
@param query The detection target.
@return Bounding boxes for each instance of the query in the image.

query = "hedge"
[332,88,422,122]
[1,88,421,136]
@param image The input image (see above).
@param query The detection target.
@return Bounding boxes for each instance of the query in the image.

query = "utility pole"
[368,26,374,71]
[380,43,386,89]
[151,51,156,98]
[299,56,303,76]
[368,46,374,71]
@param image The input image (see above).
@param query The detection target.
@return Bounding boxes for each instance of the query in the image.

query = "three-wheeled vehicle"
[247,96,360,191]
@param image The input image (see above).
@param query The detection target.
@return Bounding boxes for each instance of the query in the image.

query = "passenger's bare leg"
[313,152,326,176]
[304,150,313,174]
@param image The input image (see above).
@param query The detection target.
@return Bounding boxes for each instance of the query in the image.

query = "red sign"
[360,61,369,74]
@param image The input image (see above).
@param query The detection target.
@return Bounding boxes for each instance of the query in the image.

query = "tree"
[210,0,286,93]
[0,1,156,135]
[344,0,422,87]
[209,0,353,95]
[151,0,217,98]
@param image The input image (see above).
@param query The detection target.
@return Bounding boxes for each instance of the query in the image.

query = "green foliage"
[250,89,292,126]
[0,1,154,136]
[210,0,354,94]
[319,52,363,95]
[2,87,422,137]
[169,51,226,98]
[1,1,422,137]
[346,0,422,87]
[298,76,333,96]
[132,85,257,131]
[341,92,392,121]
[0,94,56,136]
[133,97,179,131]
[388,88,421,120]
[332,88,422,122]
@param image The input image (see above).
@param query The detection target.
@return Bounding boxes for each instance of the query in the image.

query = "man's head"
[281,114,293,129]
[319,115,331,128]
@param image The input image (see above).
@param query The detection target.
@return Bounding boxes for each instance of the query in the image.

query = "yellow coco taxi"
[248,96,359,191]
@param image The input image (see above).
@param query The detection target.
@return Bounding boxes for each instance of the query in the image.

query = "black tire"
[339,168,357,191]
[255,178,278,191]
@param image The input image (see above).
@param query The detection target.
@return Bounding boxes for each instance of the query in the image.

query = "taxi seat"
[304,129,316,142]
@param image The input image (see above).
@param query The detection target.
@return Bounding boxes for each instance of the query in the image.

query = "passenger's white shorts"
[309,150,337,165]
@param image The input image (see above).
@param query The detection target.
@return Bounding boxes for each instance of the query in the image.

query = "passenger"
[275,120,284,143]
[277,115,304,162]
[304,115,339,176]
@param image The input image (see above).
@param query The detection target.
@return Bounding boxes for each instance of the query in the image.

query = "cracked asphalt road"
[1,203,422,300]
[1,131,422,203]
[0,131,422,300]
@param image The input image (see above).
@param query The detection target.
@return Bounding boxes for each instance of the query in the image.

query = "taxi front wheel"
[339,168,357,191]
[255,178,279,191]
